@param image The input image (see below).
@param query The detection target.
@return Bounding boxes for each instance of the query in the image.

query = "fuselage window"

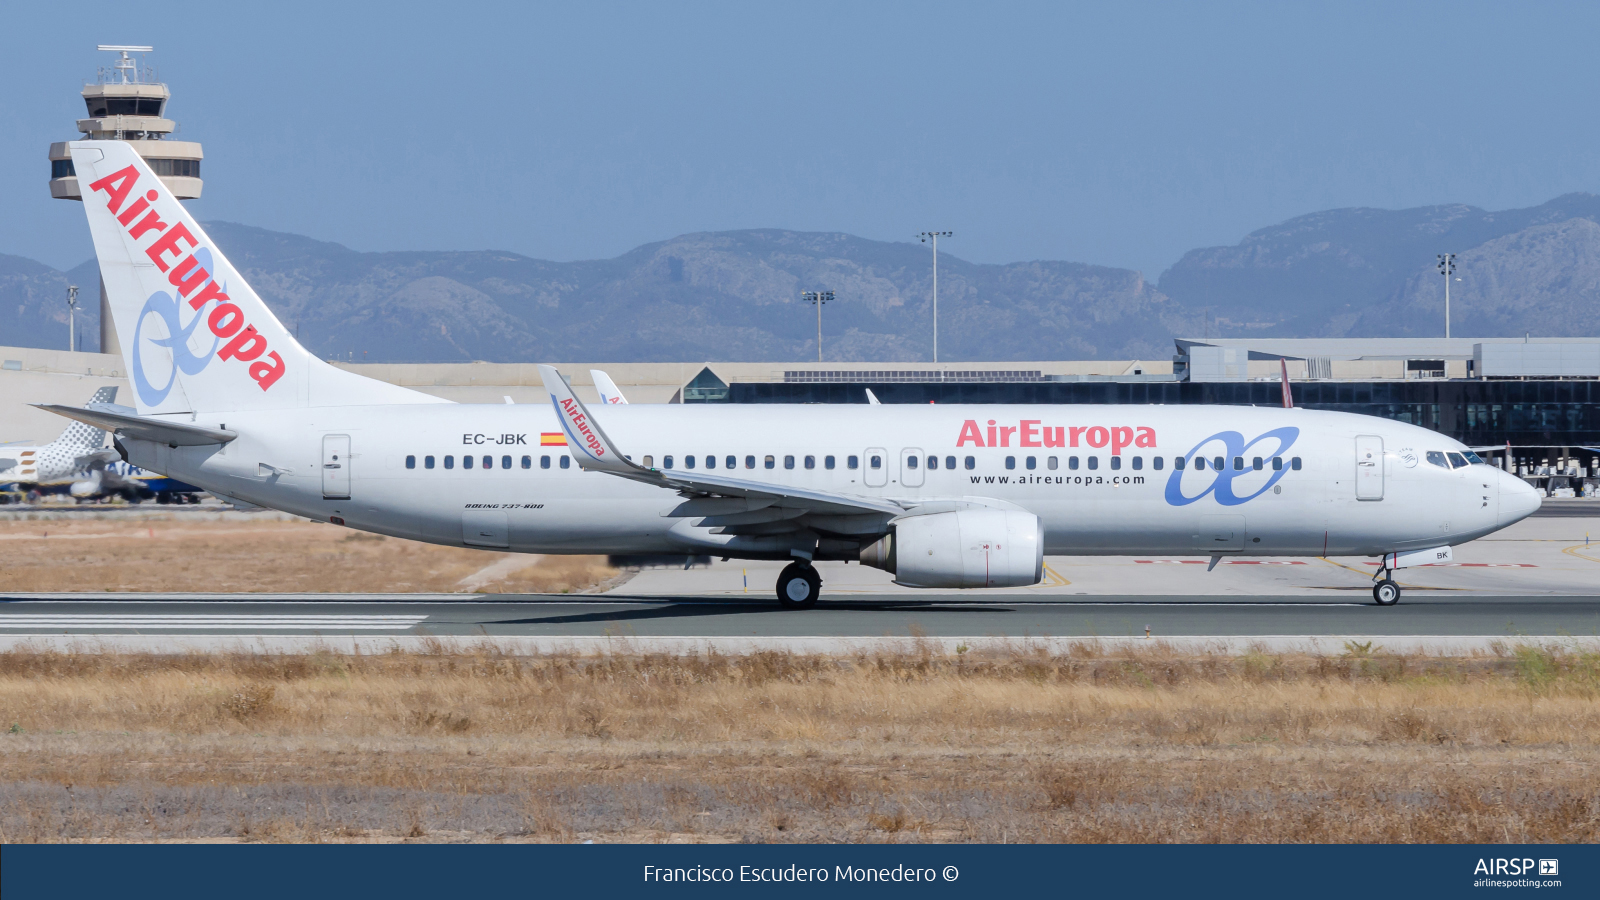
[964,456,975,470]
[540,455,550,469]
[765,455,776,469]
[1025,456,1036,470]
[805,455,815,469]
[1174,456,1185,471]
[1068,456,1079,470]
[1272,456,1283,471]
[705,455,716,469]
[745,455,756,469]
[642,455,654,468]
[685,455,696,469]
[1110,456,1121,471]
[663,455,674,469]
[502,455,512,470]
[463,455,474,469]
[425,455,435,469]
[868,455,881,469]
[1213,456,1224,471]
[1446,452,1469,469]
[1087,456,1099,470]
[521,455,531,469]
[1152,456,1164,471]
[945,456,956,470]
[1047,456,1058,470]
[406,455,416,469]
[1234,457,1244,471]
[1005,456,1016,470]
[1290,457,1301,470]
[825,455,836,470]
[907,455,918,469]
[784,455,795,469]
[1252,457,1263,470]
[726,456,736,469]
[560,456,571,469]
[926,456,937,470]
[1131,456,1142,470]
[444,455,455,469]
[848,456,859,469]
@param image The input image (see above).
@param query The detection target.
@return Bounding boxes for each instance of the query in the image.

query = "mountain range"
[4,193,1597,361]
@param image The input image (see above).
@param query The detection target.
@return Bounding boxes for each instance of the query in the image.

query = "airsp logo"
[1398,448,1419,468]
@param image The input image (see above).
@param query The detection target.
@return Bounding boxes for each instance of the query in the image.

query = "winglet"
[591,370,630,405]
[865,388,882,405]
[1279,358,1294,409]
[536,365,649,477]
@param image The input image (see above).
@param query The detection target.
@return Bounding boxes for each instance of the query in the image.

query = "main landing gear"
[776,561,821,610]
[1372,566,1401,607]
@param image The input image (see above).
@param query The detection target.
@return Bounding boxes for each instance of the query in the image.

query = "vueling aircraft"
[39,141,1541,607]
[2,386,200,503]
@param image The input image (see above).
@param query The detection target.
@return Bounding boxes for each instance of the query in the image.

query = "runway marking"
[1135,560,1307,565]
[0,615,428,631]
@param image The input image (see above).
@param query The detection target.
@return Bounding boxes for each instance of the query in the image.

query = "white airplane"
[1,386,201,503]
[38,140,1542,607]
[591,370,629,405]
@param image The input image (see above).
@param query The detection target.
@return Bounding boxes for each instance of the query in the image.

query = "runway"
[2,593,1597,638]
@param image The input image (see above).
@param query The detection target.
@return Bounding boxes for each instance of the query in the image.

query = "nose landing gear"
[776,561,821,609]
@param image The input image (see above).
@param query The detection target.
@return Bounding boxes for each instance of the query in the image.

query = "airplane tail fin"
[68,141,445,415]
[590,370,630,405]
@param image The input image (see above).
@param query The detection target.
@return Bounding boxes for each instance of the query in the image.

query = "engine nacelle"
[860,508,1043,588]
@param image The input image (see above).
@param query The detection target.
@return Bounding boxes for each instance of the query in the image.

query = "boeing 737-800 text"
[39,141,1542,607]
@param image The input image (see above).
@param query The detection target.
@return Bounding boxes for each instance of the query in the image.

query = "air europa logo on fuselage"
[87,165,286,405]
[1164,427,1300,507]
[957,419,1157,454]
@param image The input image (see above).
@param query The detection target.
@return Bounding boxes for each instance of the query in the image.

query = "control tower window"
[86,97,165,117]
[52,160,76,179]
[146,159,201,178]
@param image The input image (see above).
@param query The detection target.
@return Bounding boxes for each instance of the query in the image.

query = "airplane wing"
[590,370,630,405]
[537,365,903,523]
[32,405,237,446]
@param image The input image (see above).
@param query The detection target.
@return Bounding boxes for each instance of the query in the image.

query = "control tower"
[48,46,203,355]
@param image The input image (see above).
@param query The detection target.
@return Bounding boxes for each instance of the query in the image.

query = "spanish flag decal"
[540,432,568,446]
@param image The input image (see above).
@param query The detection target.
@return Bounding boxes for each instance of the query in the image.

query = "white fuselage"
[119,402,1541,560]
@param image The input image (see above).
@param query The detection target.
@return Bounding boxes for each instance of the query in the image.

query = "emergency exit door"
[1355,435,1384,500]
[322,434,351,499]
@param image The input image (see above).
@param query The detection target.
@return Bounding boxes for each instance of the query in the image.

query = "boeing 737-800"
[39,141,1542,607]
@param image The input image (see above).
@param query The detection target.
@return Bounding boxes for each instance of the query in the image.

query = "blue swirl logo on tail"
[130,288,222,407]
[1163,427,1300,506]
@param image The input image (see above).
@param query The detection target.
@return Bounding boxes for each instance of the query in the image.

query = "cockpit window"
[1425,451,1449,468]
[1463,450,1486,465]
[1446,452,1469,469]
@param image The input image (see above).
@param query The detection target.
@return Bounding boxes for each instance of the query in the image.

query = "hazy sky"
[5,1,1599,277]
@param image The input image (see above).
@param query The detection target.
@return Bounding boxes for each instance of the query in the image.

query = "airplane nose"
[1497,469,1542,526]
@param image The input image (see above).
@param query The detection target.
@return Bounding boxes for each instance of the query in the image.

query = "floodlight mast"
[1437,253,1457,338]
[918,231,952,362]
[66,284,79,352]
[802,291,833,362]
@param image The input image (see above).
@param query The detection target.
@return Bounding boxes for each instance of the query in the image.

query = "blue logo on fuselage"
[1163,427,1300,506]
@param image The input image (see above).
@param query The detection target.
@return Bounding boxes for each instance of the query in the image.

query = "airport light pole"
[66,284,78,352]
[801,291,833,362]
[918,231,952,362]
[1437,253,1456,338]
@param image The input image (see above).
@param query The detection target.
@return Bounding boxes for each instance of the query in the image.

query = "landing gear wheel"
[776,562,821,609]
[1373,579,1401,606]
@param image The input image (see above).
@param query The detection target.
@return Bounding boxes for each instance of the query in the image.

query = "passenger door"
[321,434,351,500]
[864,447,887,487]
[1355,435,1384,500]
[900,447,925,488]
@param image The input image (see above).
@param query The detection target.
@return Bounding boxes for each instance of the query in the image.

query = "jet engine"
[860,508,1043,588]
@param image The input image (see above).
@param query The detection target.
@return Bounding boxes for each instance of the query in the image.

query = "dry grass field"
[0,644,1596,843]
[0,514,618,594]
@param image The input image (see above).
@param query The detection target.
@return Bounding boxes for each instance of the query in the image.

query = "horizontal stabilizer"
[32,404,236,447]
